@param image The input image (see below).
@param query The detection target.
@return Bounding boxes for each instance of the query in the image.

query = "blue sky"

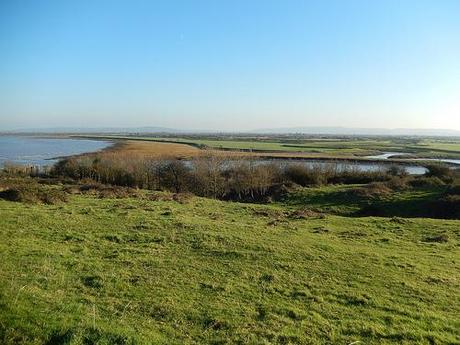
[1,0,459,131]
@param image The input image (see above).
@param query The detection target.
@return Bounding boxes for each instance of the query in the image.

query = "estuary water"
[248,159,427,175]
[0,136,111,167]
[364,152,460,166]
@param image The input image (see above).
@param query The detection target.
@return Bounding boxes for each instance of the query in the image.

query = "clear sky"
[1,0,459,131]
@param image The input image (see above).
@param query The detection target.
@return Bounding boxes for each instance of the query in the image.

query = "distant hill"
[251,126,460,137]
[2,126,460,137]
[1,126,184,134]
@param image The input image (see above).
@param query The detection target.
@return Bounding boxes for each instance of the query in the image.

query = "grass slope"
[0,193,459,344]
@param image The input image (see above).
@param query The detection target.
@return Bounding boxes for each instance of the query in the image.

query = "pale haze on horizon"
[0,0,459,132]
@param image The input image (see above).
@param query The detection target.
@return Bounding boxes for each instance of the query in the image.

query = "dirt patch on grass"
[63,183,142,199]
[423,234,449,243]
[252,208,285,218]
[148,192,193,203]
[288,208,325,220]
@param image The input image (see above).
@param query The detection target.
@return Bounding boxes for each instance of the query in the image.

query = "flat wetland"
[76,134,460,163]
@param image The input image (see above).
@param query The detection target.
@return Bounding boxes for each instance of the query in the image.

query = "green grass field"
[1,187,459,344]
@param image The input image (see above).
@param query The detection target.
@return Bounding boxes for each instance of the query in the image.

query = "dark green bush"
[408,176,445,188]
[447,184,460,195]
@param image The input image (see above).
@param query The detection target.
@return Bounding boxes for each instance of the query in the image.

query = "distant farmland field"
[79,135,460,159]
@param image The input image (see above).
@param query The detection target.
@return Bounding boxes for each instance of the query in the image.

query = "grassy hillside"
[1,190,459,344]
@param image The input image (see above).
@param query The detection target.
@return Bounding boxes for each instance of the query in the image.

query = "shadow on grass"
[356,189,460,219]
[283,188,364,214]
[284,186,458,219]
